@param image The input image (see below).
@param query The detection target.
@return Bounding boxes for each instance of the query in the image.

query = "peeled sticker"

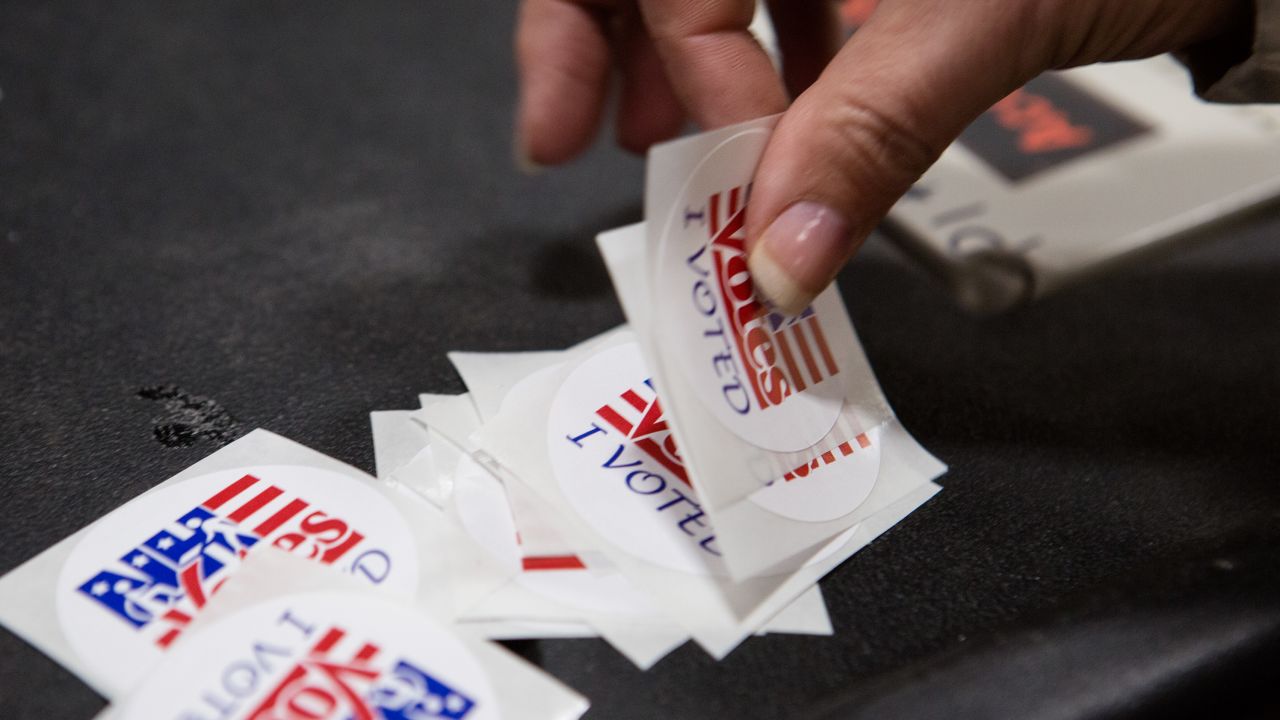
[639,116,900,575]
[601,217,939,580]
[655,163,844,452]
[357,401,597,646]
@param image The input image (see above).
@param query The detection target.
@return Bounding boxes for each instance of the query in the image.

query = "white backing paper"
[447,352,839,640]
[370,409,431,480]
[475,328,942,658]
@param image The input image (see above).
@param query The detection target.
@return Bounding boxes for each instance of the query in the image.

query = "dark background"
[2,2,1279,718]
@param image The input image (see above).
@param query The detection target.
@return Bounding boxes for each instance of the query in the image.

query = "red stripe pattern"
[704,188,841,410]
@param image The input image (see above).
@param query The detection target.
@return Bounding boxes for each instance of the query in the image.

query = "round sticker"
[451,453,653,616]
[655,126,844,452]
[56,465,419,695]
[113,591,496,720]
[747,426,881,522]
[546,343,728,577]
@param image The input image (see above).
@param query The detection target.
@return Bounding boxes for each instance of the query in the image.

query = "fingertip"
[514,0,612,166]
[748,3,1022,259]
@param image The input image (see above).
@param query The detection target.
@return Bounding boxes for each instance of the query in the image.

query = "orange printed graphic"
[989,88,1094,154]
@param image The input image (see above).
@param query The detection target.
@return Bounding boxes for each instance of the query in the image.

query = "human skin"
[514,0,1249,313]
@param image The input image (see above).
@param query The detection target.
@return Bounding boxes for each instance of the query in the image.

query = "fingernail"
[513,126,544,176]
[515,146,545,176]
[748,201,849,315]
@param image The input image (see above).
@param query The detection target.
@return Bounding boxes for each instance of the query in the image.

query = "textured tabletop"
[2,3,1279,718]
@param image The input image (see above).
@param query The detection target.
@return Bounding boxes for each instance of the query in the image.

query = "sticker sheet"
[419,367,841,665]
[637,117,943,580]
[0,429,472,698]
[94,548,588,720]
[473,327,942,658]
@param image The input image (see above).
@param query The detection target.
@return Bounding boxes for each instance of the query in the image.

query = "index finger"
[638,0,789,128]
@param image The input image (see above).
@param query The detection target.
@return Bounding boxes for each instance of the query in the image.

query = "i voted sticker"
[547,344,727,577]
[655,127,844,453]
[56,465,419,694]
[111,591,495,720]
[546,341,882,577]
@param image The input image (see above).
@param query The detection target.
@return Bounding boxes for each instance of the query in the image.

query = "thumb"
[745,0,1041,314]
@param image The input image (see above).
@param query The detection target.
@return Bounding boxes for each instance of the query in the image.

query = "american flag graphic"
[764,309,840,395]
[594,379,689,486]
[507,380,692,574]
[595,376,875,487]
[705,188,841,409]
[781,432,871,482]
[77,474,367,648]
[247,625,476,720]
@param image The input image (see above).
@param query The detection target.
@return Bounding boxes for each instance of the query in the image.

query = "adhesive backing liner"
[369,397,608,643]
[374,404,606,642]
[370,409,430,481]
[94,548,588,720]
[0,429,475,699]
[645,114,894,504]
[603,219,944,580]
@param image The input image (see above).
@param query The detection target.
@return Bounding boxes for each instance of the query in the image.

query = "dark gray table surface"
[3,2,1279,718]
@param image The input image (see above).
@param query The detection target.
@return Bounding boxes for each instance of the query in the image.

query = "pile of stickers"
[0,117,945,719]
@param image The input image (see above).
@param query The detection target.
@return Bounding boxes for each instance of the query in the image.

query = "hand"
[515,0,1248,313]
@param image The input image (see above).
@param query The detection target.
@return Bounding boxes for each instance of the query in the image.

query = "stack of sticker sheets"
[0,117,945,719]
